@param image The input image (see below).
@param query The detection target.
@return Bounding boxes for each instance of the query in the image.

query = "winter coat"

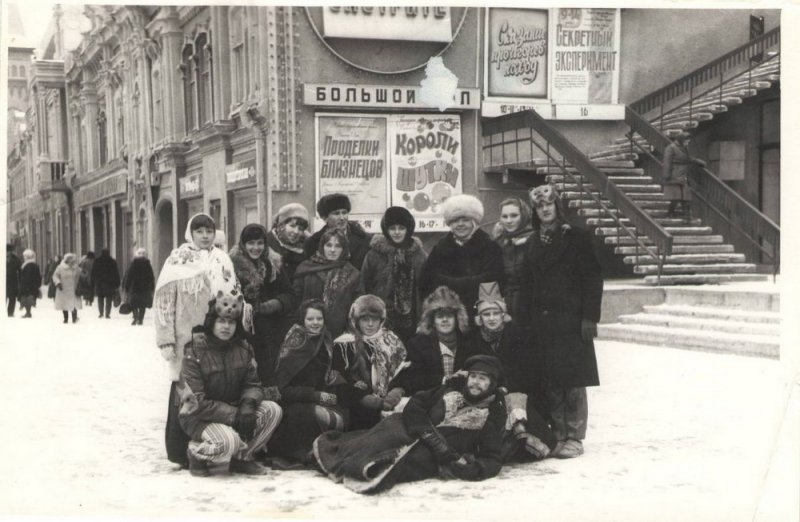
[18,263,42,300]
[390,332,476,395]
[466,324,538,395]
[178,331,265,441]
[360,235,427,342]
[91,254,121,297]
[44,261,59,299]
[518,224,603,389]
[267,230,306,280]
[76,257,94,299]
[419,228,505,311]
[52,264,83,311]
[293,260,360,338]
[6,252,21,297]
[304,221,372,271]
[493,226,535,321]
[313,383,506,493]
[230,243,296,387]
[122,257,155,308]
[663,141,701,201]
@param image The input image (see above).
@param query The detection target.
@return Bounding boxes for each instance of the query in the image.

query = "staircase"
[599,287,780,359]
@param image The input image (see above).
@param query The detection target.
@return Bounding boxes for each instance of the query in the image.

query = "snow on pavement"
[0,299,793,521]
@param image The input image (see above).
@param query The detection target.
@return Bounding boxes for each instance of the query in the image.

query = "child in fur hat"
[331,294,407,430]
[419,194,505,312]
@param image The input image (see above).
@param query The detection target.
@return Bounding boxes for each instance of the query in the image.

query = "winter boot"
[554,439,584,459]
[63,311,69,324]
[72,310,78,323]
[230,458,267,475]
[186,448,210,477]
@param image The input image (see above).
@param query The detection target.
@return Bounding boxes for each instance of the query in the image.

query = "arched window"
[11,65,18,77]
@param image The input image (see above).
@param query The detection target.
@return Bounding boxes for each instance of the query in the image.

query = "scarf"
[296,252,355,312]
[438,390,496,430]
[480,326,504,352]
[495,225,535,247]
[275,324,340,389]
[538,220,572,246]
[337,327,407,397]
[369,235,420,331]
[274,226,306,254]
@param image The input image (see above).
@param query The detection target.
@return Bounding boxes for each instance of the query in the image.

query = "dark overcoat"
[6,252,21,298]
[303,221,372,271]
[389,332,475,395]
[466,324,538,395]
[122,257,155,308]
[419,228,505,312]
[518,225,603,389]
[91,254,121,297]
[292,261,360,338]
[663,141,694,201]
[18,263,42,299]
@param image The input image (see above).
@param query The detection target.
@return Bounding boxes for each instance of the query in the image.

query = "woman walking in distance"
[17,249,42,318]
[121,248,156,325]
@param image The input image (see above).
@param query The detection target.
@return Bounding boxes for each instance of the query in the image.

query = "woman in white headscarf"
[154,213,242,467]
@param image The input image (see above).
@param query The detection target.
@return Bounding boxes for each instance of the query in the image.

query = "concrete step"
[587,151,639,161]
[596,226,713,236]
[615,244,733,255]
[624,253,746,265]
[588,218,703,228]
[567,192,666,201]
[554,183,664,194]
[569,199,670,210]
[578,208,672,219]
[537,166,645,176]
[642,304,780,325]
[604,234,724,246]
[597,323,778,358]
[659,111,715,125]
[643,273,769,286]
[633,262,756,275]
[618,312,780,336]
[662,286,780,311]
[547,175,655,184]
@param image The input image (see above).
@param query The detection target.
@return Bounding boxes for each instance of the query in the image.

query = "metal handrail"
[632,27,780,115]
[483,110,673,279]
[625,106,780,273]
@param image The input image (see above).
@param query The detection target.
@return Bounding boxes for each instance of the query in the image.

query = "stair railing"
[632,26,780,120]
[483,110,673,282]
[625,106,780,277]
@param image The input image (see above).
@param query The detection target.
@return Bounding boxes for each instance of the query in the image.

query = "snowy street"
[1,298,796,521]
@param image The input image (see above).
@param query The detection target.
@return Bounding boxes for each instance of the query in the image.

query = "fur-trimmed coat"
[419,229,505,312]
[304,221,372,271]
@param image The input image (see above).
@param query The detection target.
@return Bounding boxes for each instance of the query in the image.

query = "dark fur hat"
[317,193,351,219]
[349,294,387,332]
[417,286,470,335]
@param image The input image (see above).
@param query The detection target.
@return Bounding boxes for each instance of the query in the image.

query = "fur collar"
[368,234,423,256]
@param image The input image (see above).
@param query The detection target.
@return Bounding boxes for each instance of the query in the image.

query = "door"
[232,192,257,245]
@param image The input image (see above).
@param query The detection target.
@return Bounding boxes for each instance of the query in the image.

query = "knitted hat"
[381,206,416,245]
[441,194,484,225]
[273,203,310,228]
[474,282,511,325]
[349,294,387,331]
[463,355,503,384]
[417,286,470,335]
[317,193,351,219]
[240,223,268,245]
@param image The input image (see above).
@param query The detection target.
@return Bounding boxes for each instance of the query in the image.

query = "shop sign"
[179,173,202,199]
[315,113,462,233]
[304,84,480,110]
[225,159,257,189]
[75,174,127,207]
[322,6,453,43]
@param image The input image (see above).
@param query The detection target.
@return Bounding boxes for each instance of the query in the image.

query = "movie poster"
[486,8,549,98]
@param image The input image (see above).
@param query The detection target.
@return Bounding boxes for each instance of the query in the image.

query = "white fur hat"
[441,194,484,225]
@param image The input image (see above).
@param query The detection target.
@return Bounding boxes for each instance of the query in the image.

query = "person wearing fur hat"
[389,286,479,397]
[293,228,361,338]
[467,282,556,462]
[331,294,407,430]
[519,182,604,459]
[268,203,311,279]
[313,354,506,493]
[663,131,705,221]
[17,249,41,318]
[303,193,372,271]
[360,206,428,343]
[229,223,296,389]
[179,292,283,477]
[492,197,535,320]
[420,194,504,313]
[121,248,156,325]
[52,253,82,323]
[6,244,21,317]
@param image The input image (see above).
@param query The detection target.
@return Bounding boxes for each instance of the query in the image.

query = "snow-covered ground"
[0,298,797,521]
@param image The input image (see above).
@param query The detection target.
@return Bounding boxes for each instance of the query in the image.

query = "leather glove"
[258,299,282,315]
[263,386,281,402]
[315,392,337,406]
[581,319,598,342]
[419,429,458,464]
[449,456,481,480]
[360,394,383,410]
[382,387,404,411]
[160,345,176,362]
[234,398,259,440]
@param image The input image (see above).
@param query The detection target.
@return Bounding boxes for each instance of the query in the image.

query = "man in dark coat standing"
[303,193,372,270]
[6,244,21,317]
[419,194,505,313]
[519,182,603,459]
[91,248,121,318]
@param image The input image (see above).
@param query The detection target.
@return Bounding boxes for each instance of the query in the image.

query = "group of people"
[156,182,603,493]
[5,244,156,326]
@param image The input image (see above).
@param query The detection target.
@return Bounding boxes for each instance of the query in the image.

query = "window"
[150,59,163,141]
[230,8,248,103]
[97,111,107,165]
[181,45,195,132]
[19,65,24,77]
[195,33,212,125]
[11,65,17,77]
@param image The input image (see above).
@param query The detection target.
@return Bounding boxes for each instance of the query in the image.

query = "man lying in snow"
[312,355,506,493]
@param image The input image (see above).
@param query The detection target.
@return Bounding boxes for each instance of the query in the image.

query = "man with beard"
[313,355,507,493]
[303,193,372,270]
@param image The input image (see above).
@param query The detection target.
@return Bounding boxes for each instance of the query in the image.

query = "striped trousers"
[188,401,283,464]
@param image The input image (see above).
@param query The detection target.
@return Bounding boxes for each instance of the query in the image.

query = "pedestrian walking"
[663,131,705,221]
[268,203,310,280]
[92,248,121,318]
[519,182,603,459]
[154,212,241,467]
[77,251,95,305]
[304,193,372,270]
[44,255,61,300]
[52,253,82,324]
[121,248,155,325]
[179,293,283,477]
[419,194,505,312]
[17,249,42,318]
[293,228,360,338]
[229,223,296,388]
[6,243,21,317]
[492,196,535,320]
[360,206,427,343]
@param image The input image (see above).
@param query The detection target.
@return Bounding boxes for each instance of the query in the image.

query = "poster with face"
[486,8,549,98]
[389,115,463,232]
